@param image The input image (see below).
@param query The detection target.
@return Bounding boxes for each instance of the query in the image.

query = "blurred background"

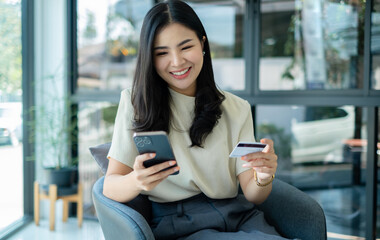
[0,0,379,239]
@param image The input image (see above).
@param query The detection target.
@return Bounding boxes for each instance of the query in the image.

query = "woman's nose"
[171,52,185,66]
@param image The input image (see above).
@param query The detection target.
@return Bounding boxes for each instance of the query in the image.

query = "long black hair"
[132,0,225,147]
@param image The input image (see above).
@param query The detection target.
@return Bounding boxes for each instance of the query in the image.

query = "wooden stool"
[34,181,83,230]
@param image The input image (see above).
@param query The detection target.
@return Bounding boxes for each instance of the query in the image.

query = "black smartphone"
[133,131,179,175]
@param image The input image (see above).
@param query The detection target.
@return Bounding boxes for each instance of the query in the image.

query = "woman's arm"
[238,138,278,205]
[103,154,179,203]
[238,169,273,204]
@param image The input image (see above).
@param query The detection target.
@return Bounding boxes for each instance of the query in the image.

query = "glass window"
[77,0,153,92]
[256,105,368,237]
[78,102,116,217]
[260,0,365,90]
[378,109,380,239]
[77,0,246,92]
[372,0,380,90]
[0,0,23,232]
[187,0,245,91]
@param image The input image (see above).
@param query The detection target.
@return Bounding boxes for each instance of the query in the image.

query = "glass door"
[0,0,23,231]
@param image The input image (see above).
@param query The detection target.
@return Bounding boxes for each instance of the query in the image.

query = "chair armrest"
[256,179,327,240]
[92,176,155,240]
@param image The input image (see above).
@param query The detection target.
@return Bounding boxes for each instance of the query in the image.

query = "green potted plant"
[28,72,78,188]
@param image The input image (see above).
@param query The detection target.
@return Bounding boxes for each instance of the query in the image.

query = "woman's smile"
[153,23,204,97]
[170,67,192,79]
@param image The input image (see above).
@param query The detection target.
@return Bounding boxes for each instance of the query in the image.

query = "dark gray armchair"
[90,143,327,240]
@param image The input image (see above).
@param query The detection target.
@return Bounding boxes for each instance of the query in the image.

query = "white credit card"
[229,142,267,158]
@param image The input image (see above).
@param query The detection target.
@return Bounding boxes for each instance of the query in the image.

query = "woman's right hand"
[132,153,179,191]
[103,154,179,202]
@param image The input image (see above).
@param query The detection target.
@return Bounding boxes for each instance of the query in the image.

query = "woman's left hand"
[241,138,278,182]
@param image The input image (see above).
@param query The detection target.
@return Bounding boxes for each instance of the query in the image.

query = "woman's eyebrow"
[154,39,193,50]
[178,39,193,46]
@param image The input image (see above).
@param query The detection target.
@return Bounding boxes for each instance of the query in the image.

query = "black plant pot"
[44,166,78,187]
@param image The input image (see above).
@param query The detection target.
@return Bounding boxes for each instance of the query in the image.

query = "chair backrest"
[92,176,155,240]
[89,142,111,174]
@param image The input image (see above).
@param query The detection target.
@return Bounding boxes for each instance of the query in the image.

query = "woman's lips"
[170,67,191,79]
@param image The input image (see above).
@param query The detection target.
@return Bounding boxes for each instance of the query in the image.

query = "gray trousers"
[150,193,291,240]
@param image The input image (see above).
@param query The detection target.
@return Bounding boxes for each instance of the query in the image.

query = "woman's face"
[153,23,204,97]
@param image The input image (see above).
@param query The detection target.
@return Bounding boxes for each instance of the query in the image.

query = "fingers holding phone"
[132,131,180,191]
[134,153,178,175]
[133,152,179,191]
[133,131,179,175]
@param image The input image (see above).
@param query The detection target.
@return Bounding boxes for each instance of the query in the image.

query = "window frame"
[0,0,36,238]
[249,1,378,239]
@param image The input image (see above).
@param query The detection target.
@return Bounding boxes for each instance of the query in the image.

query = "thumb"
[260,138,273,153]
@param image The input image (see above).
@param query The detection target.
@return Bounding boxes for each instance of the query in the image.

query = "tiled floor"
[7,218,104,240]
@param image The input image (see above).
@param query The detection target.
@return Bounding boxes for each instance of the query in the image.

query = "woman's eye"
[156,52,167,56]
[182,45,193,50]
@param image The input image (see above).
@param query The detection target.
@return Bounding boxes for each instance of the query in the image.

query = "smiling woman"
[74,0,246,222]
[153,23,204,97]
[103,1,290,239]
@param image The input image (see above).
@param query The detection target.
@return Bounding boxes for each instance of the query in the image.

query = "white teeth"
[172,68,189,76]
